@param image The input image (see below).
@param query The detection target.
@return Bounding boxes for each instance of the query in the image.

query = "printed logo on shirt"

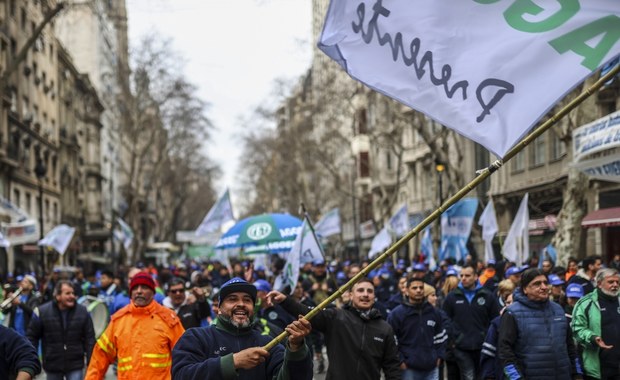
[374,337,384,342]
[268,311,278,320]
[214,346,228,355]
[427,320,436,327]
[456,300,464,304]
[477,298,486,306]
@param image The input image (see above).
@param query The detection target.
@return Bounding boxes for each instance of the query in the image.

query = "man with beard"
[268,277,401,380]
[171,278,313,380]
[2,275,42,337]
[27,280,95,380]
[572,268,620,380]
[85,272,185,380]
[303,260,337,305]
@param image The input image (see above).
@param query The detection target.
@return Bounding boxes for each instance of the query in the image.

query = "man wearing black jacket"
[0,324,41,380]
[165,277,212,329]
[268,277,401,380]
[27,280,95,380]
[443,264,500,380]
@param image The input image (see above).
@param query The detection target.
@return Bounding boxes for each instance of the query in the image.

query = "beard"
[220,312,252,329]
[600,287,620,297]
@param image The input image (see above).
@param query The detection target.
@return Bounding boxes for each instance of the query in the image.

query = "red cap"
[130,272,155,293]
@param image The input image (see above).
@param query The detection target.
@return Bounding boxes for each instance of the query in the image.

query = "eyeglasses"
[169,289,185,294]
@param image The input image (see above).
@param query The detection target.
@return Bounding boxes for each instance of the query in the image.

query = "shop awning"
[582,207,620,228]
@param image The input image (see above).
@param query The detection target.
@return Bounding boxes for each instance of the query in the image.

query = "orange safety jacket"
[85,300,185,380]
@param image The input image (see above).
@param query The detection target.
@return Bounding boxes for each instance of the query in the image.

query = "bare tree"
[116,34,217,262]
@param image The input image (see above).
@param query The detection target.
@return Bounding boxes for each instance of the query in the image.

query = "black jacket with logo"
[280,297,401,380]
[442,284,500,351]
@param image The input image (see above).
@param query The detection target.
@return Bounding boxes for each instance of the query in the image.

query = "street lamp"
[34,155,46,277]
[436,163,445,206]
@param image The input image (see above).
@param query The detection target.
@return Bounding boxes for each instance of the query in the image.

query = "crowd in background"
[1,251,619,379]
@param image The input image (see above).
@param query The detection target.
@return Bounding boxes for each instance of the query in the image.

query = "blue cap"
[219,277,257,303]
[398,259,406,264]
[446,268,458,277]
[505,267,524,277]
[253,279,272,293]
[566,283,584,298]
[336,271,346,280]
[548,274,565,286]
[396,264,406,270]
[487,259,496,265]
[312,259,326,266]
[413,263,426,272]
[254,265,265,272]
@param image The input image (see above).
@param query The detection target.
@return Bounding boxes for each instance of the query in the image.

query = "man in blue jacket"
[498,268,583,380]
[0,324,41,380]
[172,277,313,380]
[443,264,500,380]
[388,277,447,380]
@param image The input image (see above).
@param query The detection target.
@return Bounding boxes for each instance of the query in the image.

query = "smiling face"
[131,285,155,307]
[55,283,76,310]
[350,280,375,311]
[219,291,254,328]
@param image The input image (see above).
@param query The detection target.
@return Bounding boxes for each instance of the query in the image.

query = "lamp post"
[436,163,445,206]
[34,155,47,277]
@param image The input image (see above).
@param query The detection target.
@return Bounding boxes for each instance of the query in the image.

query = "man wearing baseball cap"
[86,272,185,380]
[172,277,313,380]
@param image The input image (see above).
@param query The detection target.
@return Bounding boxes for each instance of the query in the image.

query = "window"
[13,189,20,209]
[356,108,368,135]
[386,151,392,170]
[551,132,566,161]
[10,0,15,17]
[512,150,525,172]
[20,8,26,30]
[25,192,31,215]
[53,202,58,224]
[531,135,546,167]
[45,199,49,221]
[359,151,370,177]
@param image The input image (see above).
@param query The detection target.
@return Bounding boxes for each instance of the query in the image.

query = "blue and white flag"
[314,208,341,238]
[543,244,558,265]
[274,219,323,294]
[319,1,620,157]
[440,198,479,262]
[115,218,134,251]
[502,193,530,265]
[38,224,75,255]
[196,189,235,236]
[478,199,499,264]
[420,226,435,268]
[0,231,10,248]
[368,227,392,259]
[0,196,30,222]
[389,204,410,238]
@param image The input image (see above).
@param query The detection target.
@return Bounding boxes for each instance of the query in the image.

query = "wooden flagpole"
[263,63,620,351]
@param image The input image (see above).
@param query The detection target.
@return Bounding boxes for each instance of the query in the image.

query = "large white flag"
[478,199,499,264]
[319,1,620,157]
[38,224,75,255]
[503,193,530,265]
[115,218,134,250]
[196,189,235,236]
[389,204,409,238]
[314,208,341,238]
[368,227,392,259]
[274,219,323,294]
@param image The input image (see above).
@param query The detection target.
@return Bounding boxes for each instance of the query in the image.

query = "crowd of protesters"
[0,251,619,379]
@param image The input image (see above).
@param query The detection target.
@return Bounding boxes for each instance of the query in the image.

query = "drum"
[78,296,109,338]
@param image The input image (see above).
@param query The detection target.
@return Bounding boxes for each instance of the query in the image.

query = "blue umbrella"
[215,213,302,254]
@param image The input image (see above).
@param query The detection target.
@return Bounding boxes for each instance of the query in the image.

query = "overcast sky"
[126,0,313,201]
